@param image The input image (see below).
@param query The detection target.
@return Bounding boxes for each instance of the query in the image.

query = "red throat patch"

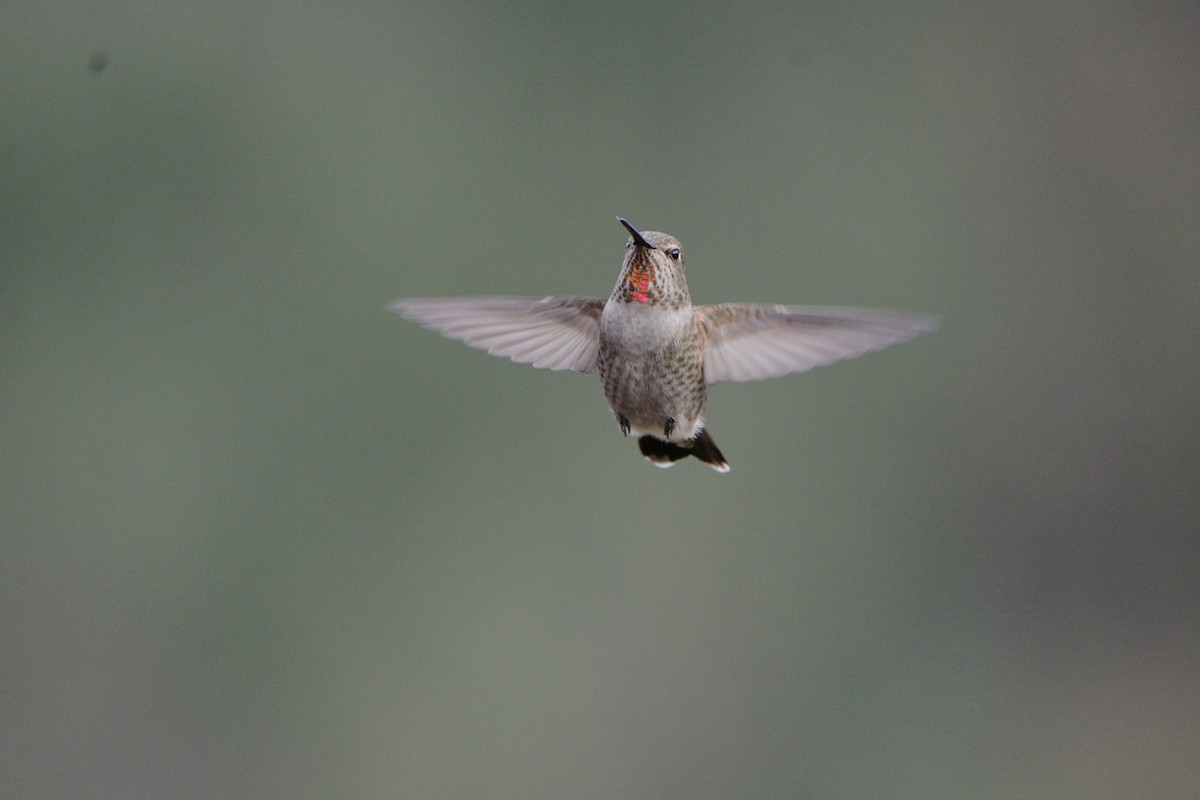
[626,265,654,303]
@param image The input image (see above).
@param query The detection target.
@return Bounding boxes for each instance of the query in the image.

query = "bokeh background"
[3,2,1198,798]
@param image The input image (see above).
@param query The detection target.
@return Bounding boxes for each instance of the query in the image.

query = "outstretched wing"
[698,304,937,385]
[389,296,606,373]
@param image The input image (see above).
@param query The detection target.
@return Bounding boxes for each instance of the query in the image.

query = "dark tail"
[638,429,730,473]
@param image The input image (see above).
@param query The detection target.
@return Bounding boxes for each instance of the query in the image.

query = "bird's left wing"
[389,296,606,373]
[698,304,937,385]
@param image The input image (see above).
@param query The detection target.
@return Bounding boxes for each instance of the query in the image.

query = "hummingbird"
[390,218,935,472]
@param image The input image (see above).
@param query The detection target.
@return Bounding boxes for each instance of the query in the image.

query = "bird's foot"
[663,417,676,437]
[619,415,630,436]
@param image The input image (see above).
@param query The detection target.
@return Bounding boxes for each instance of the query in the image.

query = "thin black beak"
[618,217,656,250]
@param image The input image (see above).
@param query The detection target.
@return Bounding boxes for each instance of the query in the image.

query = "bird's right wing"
[698,304,937,384]
[389,296,606,373]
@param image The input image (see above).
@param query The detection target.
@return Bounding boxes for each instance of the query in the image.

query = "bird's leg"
[663,417,675,437]
[619,415,630,436]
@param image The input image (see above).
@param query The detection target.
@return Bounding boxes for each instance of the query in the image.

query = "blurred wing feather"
[389,296,605,373]
[699,304,937,384]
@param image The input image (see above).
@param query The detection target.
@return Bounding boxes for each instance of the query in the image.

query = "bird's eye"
[668,248,681,261]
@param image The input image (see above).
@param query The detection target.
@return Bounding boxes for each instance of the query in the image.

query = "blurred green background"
[3,2,1197,798]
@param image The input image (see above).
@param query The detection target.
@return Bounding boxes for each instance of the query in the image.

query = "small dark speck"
[88,52,108,74]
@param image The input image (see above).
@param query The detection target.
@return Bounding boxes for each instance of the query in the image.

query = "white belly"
[598,302,706,442]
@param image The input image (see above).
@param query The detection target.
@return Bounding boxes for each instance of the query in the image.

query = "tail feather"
[690,429,730,472]
[637,429,730,473]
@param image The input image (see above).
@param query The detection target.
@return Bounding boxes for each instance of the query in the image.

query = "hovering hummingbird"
[390,218,935,472]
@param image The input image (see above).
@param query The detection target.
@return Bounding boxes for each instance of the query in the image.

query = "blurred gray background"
[3,2,1198,798]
